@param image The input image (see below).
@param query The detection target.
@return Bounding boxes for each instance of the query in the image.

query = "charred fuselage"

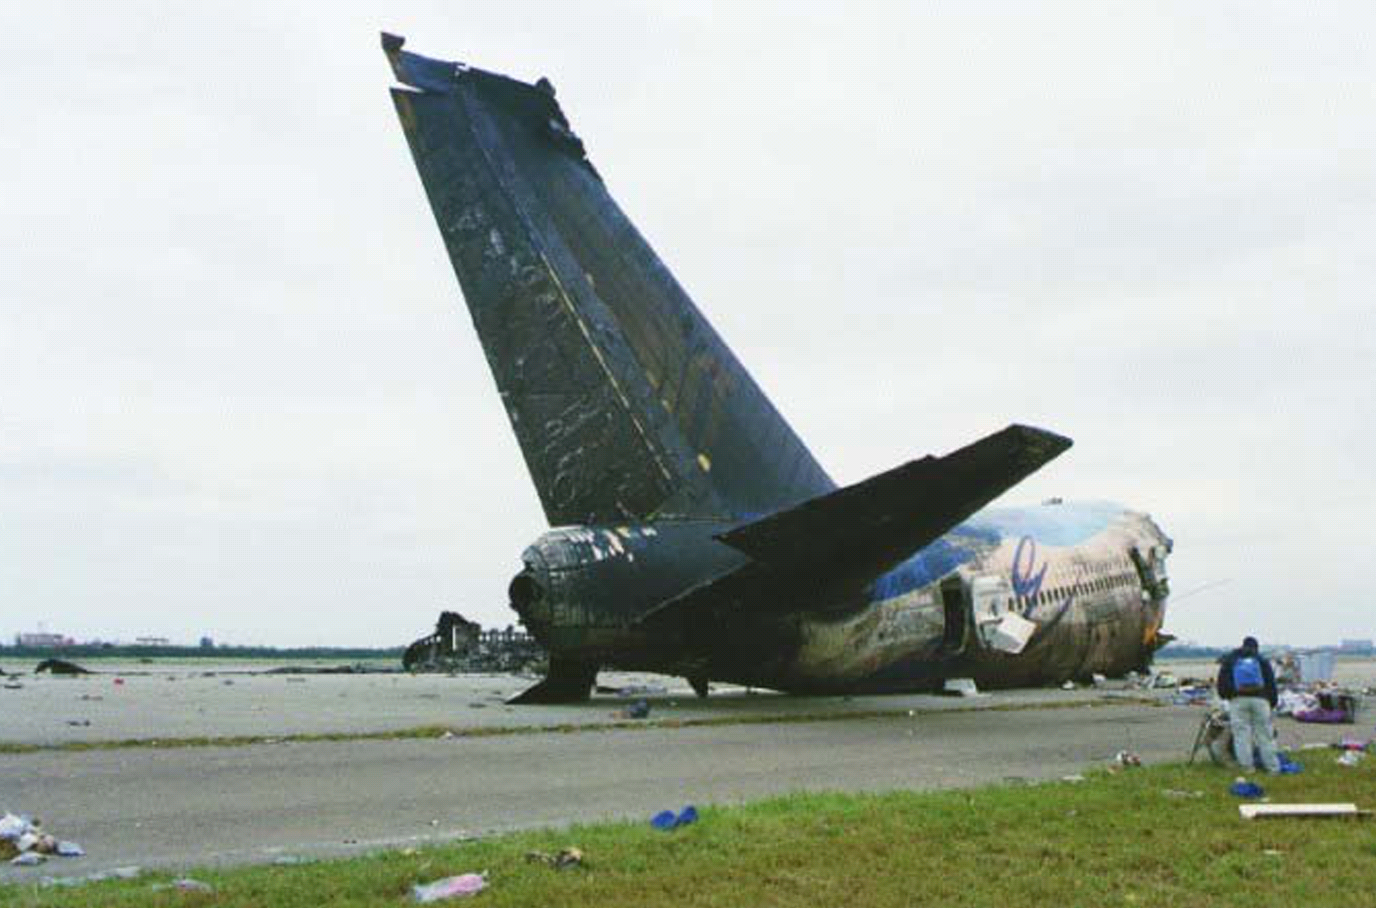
[508,501,1171,697]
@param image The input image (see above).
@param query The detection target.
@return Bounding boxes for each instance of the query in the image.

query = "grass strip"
[0,695,1156,755]
[4,757,1374,907]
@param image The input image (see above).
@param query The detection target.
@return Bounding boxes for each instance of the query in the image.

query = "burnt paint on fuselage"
[512,500,1171,693]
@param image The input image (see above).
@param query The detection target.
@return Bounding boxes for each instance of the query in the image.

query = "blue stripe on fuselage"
[871,501,1128,601]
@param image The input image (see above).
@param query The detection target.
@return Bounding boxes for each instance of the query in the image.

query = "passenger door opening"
[939,577,966,653]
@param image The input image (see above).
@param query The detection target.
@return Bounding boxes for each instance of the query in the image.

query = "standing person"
[1216,636,1281,773]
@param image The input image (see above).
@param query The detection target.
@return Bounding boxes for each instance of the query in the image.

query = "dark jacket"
[1217,648,1278,707]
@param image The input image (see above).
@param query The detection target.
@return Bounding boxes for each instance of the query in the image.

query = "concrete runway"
[0,661,1144,745]
[4,658,1371,747]
[1,661,1368,881]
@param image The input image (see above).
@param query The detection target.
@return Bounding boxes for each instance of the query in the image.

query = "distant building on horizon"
[134,636,171,646]
[16,632,72,648]
[1339,639,1373,654]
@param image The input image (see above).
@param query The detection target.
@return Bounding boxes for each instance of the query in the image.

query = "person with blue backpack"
[1216,636,1281,773]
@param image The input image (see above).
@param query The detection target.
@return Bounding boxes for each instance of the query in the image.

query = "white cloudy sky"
[2,2,1372,648]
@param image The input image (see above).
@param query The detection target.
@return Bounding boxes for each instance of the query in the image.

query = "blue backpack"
[1232,656,1264,693]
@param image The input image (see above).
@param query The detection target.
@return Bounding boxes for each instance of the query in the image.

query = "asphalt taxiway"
[1,662,1366,881]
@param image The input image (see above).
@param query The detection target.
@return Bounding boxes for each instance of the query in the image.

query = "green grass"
[0,695,1152,755]
[4,757,1374,907]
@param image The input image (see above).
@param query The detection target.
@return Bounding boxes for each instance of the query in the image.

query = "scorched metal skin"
[382,35,1173,702]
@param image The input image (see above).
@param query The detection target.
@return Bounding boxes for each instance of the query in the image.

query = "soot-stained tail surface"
[383,34,834,526]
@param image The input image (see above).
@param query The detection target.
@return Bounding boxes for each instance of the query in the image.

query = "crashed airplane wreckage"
[382,35,1173,704]
[403,611,545,674]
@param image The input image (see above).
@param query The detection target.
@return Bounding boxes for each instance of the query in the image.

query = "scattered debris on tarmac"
[1,813,85,867]
[612,699,651,720]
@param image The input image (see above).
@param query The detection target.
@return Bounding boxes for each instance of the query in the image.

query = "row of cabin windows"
[1005,570,1139,615]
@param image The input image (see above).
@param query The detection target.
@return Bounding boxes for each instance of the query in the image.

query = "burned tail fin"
[383,35,833,526]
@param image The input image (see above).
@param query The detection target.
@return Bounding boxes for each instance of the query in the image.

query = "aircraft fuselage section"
[509,500,1171,693]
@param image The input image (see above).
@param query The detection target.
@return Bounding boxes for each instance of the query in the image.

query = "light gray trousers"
[1230,696,1281,773]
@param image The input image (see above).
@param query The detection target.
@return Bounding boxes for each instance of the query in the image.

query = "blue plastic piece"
[651,805,699,831]
[1229,781,1265,798]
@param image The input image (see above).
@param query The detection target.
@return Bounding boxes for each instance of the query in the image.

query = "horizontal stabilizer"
[717,424,1071,573]
[637,424,1070,628]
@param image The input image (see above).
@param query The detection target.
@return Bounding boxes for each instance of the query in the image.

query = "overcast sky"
[2,2,1372,648]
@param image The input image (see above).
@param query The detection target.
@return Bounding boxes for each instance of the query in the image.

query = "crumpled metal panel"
[383,35,833,525]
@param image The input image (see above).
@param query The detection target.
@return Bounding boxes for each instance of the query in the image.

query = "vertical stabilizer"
[383,34,833,525]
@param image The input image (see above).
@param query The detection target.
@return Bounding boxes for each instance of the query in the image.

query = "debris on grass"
[1229,779,1265,799]
[1239,803,1360,820]
[651,806,699,831]
[525,846,584,870]
[151,878,215,893]
[1336,750,1366,767]
[412,872,487,902]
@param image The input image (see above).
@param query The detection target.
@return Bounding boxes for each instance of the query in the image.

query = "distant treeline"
[1156,644,1228,659]
[1156,643,1369,659]
[0,644,403,661]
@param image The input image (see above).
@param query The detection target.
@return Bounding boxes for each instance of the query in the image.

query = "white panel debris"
[943,677,981,697]
[1239,803,1358,820]
[987,613,1037,654]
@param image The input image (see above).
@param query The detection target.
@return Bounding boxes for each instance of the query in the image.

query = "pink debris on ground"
[412,872,487,902]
